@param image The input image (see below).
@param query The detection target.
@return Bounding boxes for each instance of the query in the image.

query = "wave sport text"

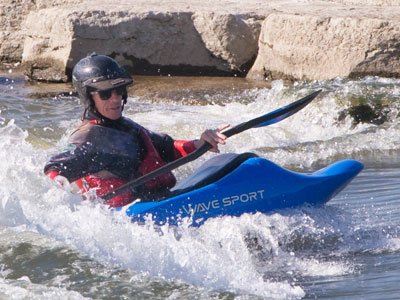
[181,189,265,215]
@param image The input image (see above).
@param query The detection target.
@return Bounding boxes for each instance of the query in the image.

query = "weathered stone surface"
[21,8,75,82]
[1,0,400,81]
[0,0,81,64]
[247,13,400,80]
[20,6,261,81]
[0,0,35,63]
[192,13,261,73]
[330,0,399,5]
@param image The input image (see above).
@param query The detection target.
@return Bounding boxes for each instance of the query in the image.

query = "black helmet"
[72,53,133,108]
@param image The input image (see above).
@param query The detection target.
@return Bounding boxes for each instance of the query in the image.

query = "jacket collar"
[84,110,124,128]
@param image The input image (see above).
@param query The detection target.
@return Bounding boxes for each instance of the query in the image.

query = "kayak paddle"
[101,89,322,201]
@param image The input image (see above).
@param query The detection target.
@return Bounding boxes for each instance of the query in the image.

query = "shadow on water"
[1,68,269,105]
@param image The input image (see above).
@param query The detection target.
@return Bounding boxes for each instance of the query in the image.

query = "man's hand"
[194,124,230,153]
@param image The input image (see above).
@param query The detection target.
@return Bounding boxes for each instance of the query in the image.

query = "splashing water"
[1,76,400,299]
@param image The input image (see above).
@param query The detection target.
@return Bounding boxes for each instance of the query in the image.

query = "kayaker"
[44,53,229,207]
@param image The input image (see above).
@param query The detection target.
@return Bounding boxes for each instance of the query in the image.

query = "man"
[44,54,228,207]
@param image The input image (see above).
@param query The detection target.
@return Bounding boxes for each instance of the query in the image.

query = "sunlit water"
[0,73,400,299]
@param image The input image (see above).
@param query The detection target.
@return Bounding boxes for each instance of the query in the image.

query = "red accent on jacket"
[137,128,177,192]
[173,140,196,158]
[75,176,134,207]
[46,171,59,180]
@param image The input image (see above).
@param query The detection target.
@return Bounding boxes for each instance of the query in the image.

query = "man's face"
[91,88,125,120]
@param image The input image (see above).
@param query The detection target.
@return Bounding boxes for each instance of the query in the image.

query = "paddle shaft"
[101,90,321,201]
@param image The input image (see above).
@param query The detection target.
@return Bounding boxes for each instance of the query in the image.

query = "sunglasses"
[90,86,127,101]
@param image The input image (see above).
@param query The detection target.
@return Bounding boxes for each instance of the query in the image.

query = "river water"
[0,71,400,300]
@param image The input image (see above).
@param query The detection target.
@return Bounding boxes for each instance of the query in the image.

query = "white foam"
[0,276,90,300]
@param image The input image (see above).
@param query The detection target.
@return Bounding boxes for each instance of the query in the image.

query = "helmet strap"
[82,92,95,120]
[81,107,88,121]
[121,95,127,112]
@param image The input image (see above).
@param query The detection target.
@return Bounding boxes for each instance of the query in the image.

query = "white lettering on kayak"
[181,190,264,215]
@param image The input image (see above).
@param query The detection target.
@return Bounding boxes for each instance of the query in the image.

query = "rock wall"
[0,0,35,63]
[0,0,81,64]
[1,0,399,82]
[329,0,400,5]
[247,13,400,80]
[20,7,261,81]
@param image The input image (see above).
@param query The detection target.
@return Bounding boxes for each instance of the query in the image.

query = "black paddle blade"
[222,89,322,137]
[101,89,322,201]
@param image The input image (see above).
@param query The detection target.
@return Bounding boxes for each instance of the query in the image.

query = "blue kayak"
[124,153,363,226]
